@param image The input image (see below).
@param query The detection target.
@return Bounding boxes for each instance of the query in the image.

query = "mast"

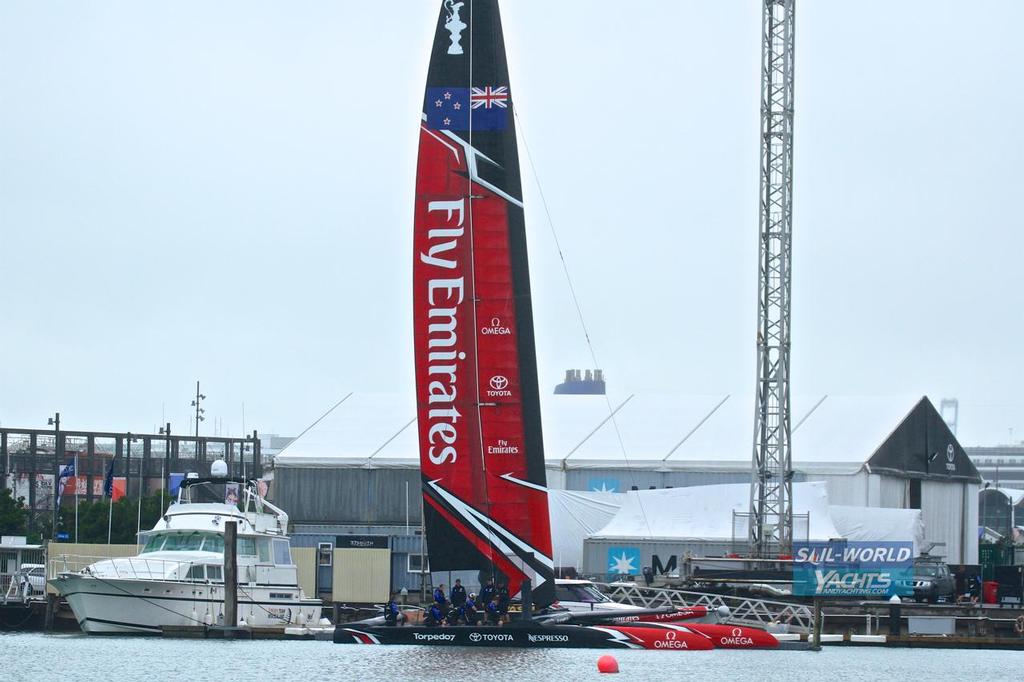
[412,0,555,607]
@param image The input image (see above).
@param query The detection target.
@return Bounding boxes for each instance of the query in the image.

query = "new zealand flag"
[425,86,509,131]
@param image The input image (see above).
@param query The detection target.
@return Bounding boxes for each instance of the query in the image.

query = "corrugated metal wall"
[564,469,808,492]
[274,467,422,525]
[331,548,390,603]
[583,539,740,579]
[292,547,316,599]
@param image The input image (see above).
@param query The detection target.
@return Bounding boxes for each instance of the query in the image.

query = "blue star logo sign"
[607,546,641,575]
[589,477,620,493]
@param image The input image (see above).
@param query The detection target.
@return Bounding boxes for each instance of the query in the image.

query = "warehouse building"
[271,392,981,598]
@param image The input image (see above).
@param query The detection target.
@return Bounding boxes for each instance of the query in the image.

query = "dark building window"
[909,479,922,510]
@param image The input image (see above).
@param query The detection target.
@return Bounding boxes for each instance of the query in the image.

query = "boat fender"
[1015,616,1024,634]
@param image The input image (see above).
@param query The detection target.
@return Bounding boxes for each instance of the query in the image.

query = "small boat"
[50,461,321,634]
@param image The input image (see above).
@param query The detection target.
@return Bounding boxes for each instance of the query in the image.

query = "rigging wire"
[513,107,655,540]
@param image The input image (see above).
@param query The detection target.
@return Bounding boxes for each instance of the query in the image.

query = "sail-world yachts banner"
[792,541,914,598]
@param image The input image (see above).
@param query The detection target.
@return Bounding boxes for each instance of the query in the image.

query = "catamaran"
[333,0,777,651]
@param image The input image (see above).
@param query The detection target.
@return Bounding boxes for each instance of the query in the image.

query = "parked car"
[912,557,955,603]
[19,563,46,595]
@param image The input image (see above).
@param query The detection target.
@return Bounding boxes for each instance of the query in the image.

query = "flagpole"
[133,434,142,541]
[107,488,113,545]
[75,452,79,543]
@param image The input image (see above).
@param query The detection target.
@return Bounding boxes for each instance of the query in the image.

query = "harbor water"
[2,632,1020,681]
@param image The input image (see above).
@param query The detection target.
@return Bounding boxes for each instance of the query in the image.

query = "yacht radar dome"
[210,460,228,477]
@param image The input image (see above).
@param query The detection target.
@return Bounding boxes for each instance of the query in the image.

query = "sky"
[1,1,1021,447]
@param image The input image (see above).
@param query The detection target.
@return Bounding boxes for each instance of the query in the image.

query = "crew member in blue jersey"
[426,601,444,626]
[450,578,467,608]
[485,596,501,625]
[462,593,479,625]
[384,593,401,626]
[433,583,447,608]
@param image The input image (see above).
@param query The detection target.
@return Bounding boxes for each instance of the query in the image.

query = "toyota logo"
[469,632,482,642]
[732,627,743,637]
[946,444,955,463]
[489,375,509,390]
[665,629,677,641]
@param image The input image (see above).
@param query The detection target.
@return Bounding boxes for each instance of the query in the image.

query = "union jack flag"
[470,86,508,109]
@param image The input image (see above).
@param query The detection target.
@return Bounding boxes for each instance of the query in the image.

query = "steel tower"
[749,0,795,558]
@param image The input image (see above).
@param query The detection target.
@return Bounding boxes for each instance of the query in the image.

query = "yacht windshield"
[141,531,225,554]
[180,481,244,509]
[555,584,611,604]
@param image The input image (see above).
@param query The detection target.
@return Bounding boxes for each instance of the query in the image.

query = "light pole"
[192,382,206,461]
[159,423,171,510]
[48,412,61,539]
[192,382,206,438]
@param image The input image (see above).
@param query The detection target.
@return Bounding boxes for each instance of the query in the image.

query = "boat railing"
[48,554,226,584]
[594,581,815,633]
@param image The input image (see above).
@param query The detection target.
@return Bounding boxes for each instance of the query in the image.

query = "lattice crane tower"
[749,0,795,558]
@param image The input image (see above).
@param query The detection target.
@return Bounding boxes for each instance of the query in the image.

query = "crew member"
[462,593,479,625]
[480,578,496,610]
[426,601,445,626]
[485,596,501,625]
[384,593,401,626]
[445,604,462,626]
[496,582,510,621]
[450,578,467,608]
[433,583,448,608]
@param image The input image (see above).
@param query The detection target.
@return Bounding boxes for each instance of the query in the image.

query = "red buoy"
[597,655,619,674]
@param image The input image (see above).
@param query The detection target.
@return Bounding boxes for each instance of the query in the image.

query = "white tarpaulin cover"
[828,504,925,555]
[588,481,840,542]
[571,481,924,550]
[548,489,623,569]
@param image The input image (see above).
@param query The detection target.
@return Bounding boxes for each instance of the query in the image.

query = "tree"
[56,493,169,544]
[0,488,30,537]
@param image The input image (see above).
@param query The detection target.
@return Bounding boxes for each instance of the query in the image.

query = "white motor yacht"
[50,461,322,634]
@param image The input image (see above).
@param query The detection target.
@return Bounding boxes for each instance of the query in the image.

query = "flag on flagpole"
[104,454,119,498]
[56,459,75,510]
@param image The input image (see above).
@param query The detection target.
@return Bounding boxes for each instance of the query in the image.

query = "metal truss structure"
[750,0,796,558]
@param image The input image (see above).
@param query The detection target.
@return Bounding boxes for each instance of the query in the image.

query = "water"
[2,632,1020,681]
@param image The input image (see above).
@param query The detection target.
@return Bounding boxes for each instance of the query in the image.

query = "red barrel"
[983,580,999,604]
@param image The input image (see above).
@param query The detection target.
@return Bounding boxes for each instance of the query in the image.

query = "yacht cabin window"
[257,538,273,563]
[273,539,292,565]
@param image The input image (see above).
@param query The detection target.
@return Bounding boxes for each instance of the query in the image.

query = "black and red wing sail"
[412,0,554,608]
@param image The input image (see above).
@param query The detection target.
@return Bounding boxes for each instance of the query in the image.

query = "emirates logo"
[489,375,509,390]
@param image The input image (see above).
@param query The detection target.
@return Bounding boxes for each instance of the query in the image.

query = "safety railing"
[595,581,814,633]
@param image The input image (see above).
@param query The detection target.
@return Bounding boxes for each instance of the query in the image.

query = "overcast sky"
[1,1,1021,447]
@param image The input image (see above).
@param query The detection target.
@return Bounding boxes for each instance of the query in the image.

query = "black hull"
[335,624,637,649]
